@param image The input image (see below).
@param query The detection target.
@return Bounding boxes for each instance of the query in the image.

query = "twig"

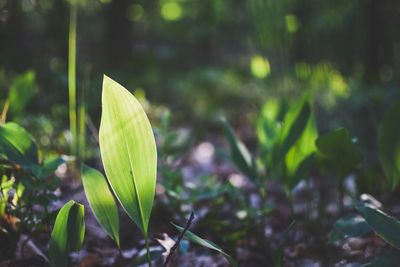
[1,100,9,124]
[163,211,195,267]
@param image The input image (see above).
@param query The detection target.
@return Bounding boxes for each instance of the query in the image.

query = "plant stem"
[164,212,195,267]
[68,3,77,157]
[144,232,152,267]
[338,179,344,214]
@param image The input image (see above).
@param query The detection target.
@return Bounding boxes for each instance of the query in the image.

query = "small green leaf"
[35,156,65,179]
[81,164,120,247]
[172,223,237,267]
[378,102,400,190]
[284,114,317,189]
[269,95,311,178]
[329,215,372,242]
[256,98,282,153]
[221,118,257,181]
[49,200,85,267]
[0,122,38,168]
[279,97,311,157]
[99,75,157,234]
[0,176,15,217]
[356,204,400,249]
[316,128,362,178]
[8,71,37,117]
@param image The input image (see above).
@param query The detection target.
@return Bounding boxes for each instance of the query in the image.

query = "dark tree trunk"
[106,0,133,68]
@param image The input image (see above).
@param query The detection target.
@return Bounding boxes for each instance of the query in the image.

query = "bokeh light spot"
[285,14,299,33]
[127,4,144,22]
[251,55,271,79]
[295,62,311,79]
[161,2,182,21]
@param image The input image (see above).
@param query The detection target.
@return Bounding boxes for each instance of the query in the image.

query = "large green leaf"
[315,128,362,178]
[222,118,257,181]
[99,75,157,234]
[356,204,400,250]
[49,200,85,267]
[0,122,38,168]
[81,164,120,247]
[378,102,400,190]
[172,223,237,267]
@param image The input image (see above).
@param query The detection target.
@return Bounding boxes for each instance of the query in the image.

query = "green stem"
[144,232,152,267]
[68,4,77,157]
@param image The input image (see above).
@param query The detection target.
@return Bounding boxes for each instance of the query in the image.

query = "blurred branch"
[163,212,195,267]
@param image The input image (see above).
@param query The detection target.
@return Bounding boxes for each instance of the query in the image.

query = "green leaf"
[279,97,311,157]
[221,117,257,181]
[284,114,317,188]
[329,215,372,242]
[356,204,400,249]
[315,128,362,178]
[172,223,237,267]
[0,176,15,217]
[81,164,120,247]
[8,71,37,117]
[99,75,157,234]
[35,156,65,179]
[256,98,282,153]
[0,122,39,168]
[49,200,85,267]
[269,95,311,177]
[378,102,400,190]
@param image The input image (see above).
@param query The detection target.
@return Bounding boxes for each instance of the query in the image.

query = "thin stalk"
[306,178,312,221]
[1,100,9,124]
[284,187,294,216]
[77,66,89,164]
[144,232,152,267]
[68,4,77,156]
[338,178,344,214]
[318,178,326,222]
[164,212,195,267]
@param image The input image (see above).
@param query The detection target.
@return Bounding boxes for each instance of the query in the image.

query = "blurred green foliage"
[0,122,63,233]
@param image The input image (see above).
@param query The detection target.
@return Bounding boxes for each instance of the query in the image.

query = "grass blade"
[68,2,77,155]
[221,117,257,181]
[378,102,400,190]
[172,223,237,266]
